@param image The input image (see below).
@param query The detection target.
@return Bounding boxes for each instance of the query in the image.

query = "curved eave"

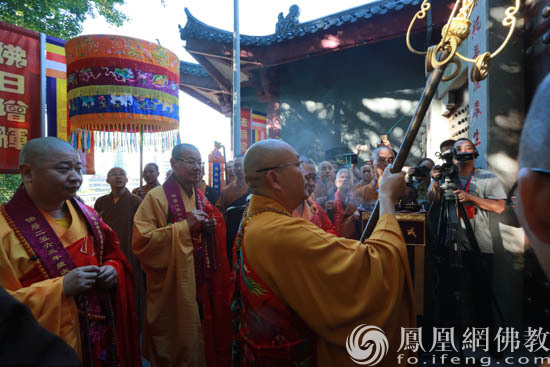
[179,0,424,46]
[180,60,210,77]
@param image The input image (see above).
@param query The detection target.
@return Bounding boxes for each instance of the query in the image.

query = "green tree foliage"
[0,0,128,39]
[0,0,129,200]
[0,174,22,204]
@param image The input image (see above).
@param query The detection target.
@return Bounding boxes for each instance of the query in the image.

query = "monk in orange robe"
[355,146,395,208]
[133,143,232,366]
[216,156,248,214]
[292,159,336,234]
[0,137,141,367]
[132,162,160,199]
[232,139,415,367]
[351,162,373,193]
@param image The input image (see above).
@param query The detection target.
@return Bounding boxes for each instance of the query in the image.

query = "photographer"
[430,138,506,333]
[407,158,434,209]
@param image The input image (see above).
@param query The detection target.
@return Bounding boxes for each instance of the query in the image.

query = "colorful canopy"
[65,34,180,151]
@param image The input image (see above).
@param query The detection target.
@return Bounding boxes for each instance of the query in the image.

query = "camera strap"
[458,171,475,219]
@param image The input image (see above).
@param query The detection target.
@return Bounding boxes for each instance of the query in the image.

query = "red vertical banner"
[0,22,41,173]
[240,108,267,155]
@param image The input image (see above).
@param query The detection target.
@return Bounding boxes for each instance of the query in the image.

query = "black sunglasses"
[507,168,550,205]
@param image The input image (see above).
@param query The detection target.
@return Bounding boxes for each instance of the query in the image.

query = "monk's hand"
[96,265,118,289]
[201,218,216,235]
[187,209,208,232]
[379,166,406,202]
[63,265,100,296]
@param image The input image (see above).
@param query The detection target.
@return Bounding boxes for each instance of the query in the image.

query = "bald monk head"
[142,162,160,185]
[106,167,128,190]
[170,143,202,190]
[244,139,307,212]
[19,137,82,211]
[517,74,550,279]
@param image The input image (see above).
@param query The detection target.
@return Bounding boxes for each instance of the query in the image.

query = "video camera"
[434,150,475,181]
[410,165,431,178]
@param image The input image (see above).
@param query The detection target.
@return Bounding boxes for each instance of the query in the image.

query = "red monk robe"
[0,187,141,367]
[133,177,232,367]
[292,198,336,234]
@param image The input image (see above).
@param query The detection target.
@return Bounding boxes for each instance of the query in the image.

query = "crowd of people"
[0,75,549,366]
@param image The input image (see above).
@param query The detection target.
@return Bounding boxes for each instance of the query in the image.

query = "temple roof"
[180,0,424,46]
[178,0,453,113]
[179,61,231,115]
[180,60,210,77]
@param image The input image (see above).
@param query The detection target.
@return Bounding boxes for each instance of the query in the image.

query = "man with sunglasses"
[132,143,232,366]
[232,139,414,366]
[292,158,336,234]
[430,137,506,343]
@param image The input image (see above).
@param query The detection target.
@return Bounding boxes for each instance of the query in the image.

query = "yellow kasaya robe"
[0,201,92,354]
[242,195,416,366]
[133,185,203,366]
[133,184,232,367]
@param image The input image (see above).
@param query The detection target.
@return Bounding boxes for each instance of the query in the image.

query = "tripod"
[434,176,505,360]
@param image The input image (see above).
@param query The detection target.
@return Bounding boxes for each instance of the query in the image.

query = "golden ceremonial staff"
[360,0,520,241]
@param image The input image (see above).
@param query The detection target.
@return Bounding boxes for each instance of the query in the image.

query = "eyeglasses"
[377,156,394,164]
[507,167,550,206]
[174,158,202,167]
[256,161,303,173]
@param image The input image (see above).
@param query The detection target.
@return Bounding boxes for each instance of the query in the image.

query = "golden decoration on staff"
[406,0,520,82]
[360,0,520,241]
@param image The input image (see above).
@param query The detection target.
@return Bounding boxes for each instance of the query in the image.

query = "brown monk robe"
[216,156,249,267]
[215,156,248,214]
[94,167,145,331]
[225,160,235,186]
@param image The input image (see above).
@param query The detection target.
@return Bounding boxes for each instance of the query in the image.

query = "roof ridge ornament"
[276,5,301,34]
